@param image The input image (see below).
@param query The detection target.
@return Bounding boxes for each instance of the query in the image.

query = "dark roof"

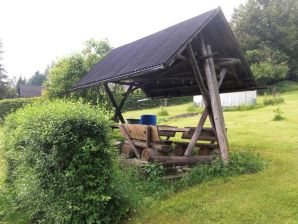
[72,8,258,98]
[19,84,44,98]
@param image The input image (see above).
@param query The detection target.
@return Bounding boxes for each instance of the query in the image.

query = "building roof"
[72,8,258,98]
[19,84,44,98]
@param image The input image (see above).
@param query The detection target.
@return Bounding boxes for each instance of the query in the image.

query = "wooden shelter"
[71,8,258,163]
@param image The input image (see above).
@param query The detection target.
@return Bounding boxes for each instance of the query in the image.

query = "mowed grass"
[125,92,298,224]
[0,92,297,223]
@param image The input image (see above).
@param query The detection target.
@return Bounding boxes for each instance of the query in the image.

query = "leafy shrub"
[2,100,128,223]
[157,107,169,116]
[263,96,284,105]
[223,104,264,112]
[117,150,266,209]
[124,90,192,111]
[259,80,298,94]
[273,107,285,121]
[186,104,198,112]
[177,150,266,189]
[0,97,40,123]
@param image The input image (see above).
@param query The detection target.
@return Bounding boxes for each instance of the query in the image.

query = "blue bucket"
[140,114,157,125]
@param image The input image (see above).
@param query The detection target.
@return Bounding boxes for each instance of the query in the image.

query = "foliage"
[0,97,39,123]
[273,107,285,121]
[157,107,169,116]
[1,100,128,223]
[223,104,264,112]
[186,104,200,113]
[263,80,298,94]
[116,151,266,211]
[27,71,47,86]
[143,162,165,179]
[247,46,289,84]
[263,95,284,105]
[0,41,8,99]
[124,90,192,111]
[44,39,113,103]
[231,0,298,81]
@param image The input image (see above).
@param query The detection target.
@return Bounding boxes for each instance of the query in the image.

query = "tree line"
[1,0,297,100]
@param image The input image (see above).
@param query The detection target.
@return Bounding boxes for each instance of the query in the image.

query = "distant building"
[19,84,44,98]
[194,91,257,107]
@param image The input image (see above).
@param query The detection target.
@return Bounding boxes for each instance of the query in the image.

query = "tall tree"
[27,70,47,86]
[0,40,8,99]
[45,39,113,103]
[231,0,298,83]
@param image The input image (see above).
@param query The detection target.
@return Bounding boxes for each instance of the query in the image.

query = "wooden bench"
[118,124,219,160]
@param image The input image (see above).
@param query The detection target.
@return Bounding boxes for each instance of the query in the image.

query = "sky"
[0,0,246,80]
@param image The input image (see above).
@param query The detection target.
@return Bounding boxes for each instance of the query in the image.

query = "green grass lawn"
[125,92,298,224]
[0,92,297,223]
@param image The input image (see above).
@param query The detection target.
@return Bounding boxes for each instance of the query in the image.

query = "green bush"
[157,107,169,116]
[2,100,127,223]
[261,80,298,94]
[263,96,284,105]
[273,107,285,121]
[0,97,40,123]
[223,104,264,112]
[116,151,266,208]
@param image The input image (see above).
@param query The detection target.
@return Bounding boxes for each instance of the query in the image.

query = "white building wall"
[193,91,257,107]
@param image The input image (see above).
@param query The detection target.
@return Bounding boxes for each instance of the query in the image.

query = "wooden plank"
[181,127,215,139]
[122,124,160,142]
[146,125,151,148]
[119,125,141,158]
[148,155,215,166]
[141,148,168,161]
[202,41,229,163]
[125,140,173,153]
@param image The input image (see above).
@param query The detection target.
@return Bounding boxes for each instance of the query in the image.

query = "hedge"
[123,90,192,111]
[2,100,128,223]
[0,97,40,123]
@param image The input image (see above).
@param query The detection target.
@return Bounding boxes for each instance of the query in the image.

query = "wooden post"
[183,44,211,156]
[119,125,141,158]
[104,83,126,124]
[184,45,228,157]
[201,41,229,163]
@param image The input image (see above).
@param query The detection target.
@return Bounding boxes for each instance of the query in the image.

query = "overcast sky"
[0,0,246,80]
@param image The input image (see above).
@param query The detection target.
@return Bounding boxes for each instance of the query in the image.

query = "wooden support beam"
[184,109,208,156]
[119,125,141,158]
[104,83,134,124]
[183,67,226,156]
[146,125,151,149]
[148,155,215,166]
[201,41,229,163]
[186,45,210,105]
[176,54,189,63]
[113,85,133,121]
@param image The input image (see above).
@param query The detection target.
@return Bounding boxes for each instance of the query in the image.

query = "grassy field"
[124,91,298,224]
[0,92,297,223]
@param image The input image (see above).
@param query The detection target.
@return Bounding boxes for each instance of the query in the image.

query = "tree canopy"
[27,71,47,86]
[231,0,298,84]
[45,39,112,99]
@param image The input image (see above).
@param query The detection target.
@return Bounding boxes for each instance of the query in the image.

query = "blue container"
[140,114,157,125]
